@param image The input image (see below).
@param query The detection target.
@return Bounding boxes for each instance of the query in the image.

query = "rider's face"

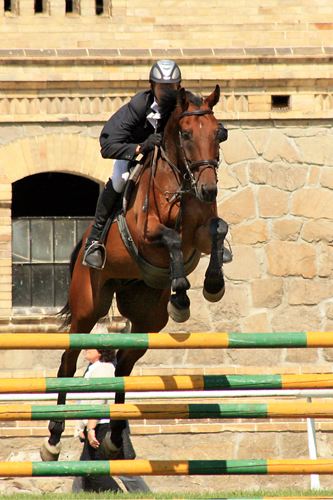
[151,82,181,103]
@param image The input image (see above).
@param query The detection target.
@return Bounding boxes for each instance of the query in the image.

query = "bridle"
[159,108,219,199]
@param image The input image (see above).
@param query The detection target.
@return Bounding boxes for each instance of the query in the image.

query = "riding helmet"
[149,60,182,84]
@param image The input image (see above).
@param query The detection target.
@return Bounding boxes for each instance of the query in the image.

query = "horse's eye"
[182,132,192,142]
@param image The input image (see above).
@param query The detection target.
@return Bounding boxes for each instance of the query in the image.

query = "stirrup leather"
[82,241,107,269]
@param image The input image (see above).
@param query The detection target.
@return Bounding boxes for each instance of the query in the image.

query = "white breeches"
[111,159,130,193]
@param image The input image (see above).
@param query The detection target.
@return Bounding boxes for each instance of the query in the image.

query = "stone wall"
[0,0,333,51]
[0,116,333,495]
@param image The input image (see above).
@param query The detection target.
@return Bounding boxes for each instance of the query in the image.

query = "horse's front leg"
[159,226,191,322]
[203,217,229,302]
[40,349,80,461]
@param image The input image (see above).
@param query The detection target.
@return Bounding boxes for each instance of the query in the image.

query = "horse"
[40,85,230,462]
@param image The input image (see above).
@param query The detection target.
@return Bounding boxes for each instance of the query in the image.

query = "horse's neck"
[162,122,181,166]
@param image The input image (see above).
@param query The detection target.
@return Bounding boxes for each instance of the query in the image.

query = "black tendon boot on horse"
[83,180,121,269]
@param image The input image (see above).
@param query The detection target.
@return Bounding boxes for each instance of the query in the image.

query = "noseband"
[178,108,219,195]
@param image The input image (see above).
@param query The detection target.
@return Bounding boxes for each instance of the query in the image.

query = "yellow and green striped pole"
[1,373,333,394]
[1,402,333,421]
[1,459,333,477]
[0,332,333,350]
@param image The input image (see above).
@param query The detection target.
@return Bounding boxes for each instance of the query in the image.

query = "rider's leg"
[83,160,129,269]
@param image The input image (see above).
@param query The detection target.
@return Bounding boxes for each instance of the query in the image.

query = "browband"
[179,109,214,119]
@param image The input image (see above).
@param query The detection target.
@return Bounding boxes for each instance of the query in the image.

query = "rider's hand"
[139,133,162,156]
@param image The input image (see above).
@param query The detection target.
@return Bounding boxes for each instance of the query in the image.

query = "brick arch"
[0,134,112,189]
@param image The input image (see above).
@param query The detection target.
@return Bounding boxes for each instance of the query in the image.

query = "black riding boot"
[83,180,121,269]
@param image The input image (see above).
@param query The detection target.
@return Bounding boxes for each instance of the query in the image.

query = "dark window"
[12,172,99,218]
[12,217,93,308]
[66,0,80,14]
[34,0,44,13]
[12,172,99,310]
[96,0,111,15]
[271,95,291,110]
[4,0,18,13]
[96,0,103,14]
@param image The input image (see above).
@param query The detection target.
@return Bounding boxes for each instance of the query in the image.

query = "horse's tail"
[57,238,83,329]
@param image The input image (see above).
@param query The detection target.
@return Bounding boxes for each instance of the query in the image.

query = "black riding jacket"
[100,89,228,162]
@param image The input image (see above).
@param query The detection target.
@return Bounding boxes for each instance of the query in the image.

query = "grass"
[2,489,333,500]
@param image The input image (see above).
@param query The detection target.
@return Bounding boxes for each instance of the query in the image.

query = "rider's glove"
[139,133,162,156]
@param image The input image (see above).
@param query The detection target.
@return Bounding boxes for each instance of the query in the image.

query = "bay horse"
[41,85,229,461]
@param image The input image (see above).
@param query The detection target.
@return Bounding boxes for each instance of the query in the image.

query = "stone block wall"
[0,0,333,51]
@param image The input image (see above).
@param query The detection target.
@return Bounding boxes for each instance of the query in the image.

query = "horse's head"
[175,85,221,203]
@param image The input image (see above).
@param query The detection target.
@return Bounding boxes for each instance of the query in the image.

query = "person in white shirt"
[74,348,149,493]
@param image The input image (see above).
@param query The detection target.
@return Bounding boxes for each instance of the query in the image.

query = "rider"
[83,59,228,269]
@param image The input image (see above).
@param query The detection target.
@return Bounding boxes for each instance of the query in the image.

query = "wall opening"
[4,0,18,14]
[66,0,80,14]
[34,0,48,13]
[95,0,111,15]
[12,172,99,217]
[12,172,99,310]
[96,0,103,14]
[271,95,291,110]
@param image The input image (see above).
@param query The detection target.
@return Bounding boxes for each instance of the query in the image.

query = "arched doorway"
[12,172,99,310]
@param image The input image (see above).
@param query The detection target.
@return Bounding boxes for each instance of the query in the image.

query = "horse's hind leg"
[41,290,109,461]
[101,282,170,459]
[203,217,228,302]
[101,347,148,459]
[40,348,82,461]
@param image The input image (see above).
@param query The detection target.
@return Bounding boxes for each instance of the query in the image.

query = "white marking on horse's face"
[200,122,203,129]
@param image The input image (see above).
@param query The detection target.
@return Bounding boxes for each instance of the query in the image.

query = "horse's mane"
[158,87,203,117]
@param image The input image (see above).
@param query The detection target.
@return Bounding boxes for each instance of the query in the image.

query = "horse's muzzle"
[199,183,218,203]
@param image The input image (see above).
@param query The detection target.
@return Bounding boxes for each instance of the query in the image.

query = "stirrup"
[82,241,107,269]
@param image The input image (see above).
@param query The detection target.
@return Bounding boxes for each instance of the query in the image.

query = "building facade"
[1,0,333,494]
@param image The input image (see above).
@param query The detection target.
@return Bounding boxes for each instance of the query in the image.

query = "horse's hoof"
[167,300,190,323]
[203,283,225,302]
[101,431,122,459]
[40,437,61,462]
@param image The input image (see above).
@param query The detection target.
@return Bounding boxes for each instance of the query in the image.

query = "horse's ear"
[204,84,220,109]
[177,87,189,112]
